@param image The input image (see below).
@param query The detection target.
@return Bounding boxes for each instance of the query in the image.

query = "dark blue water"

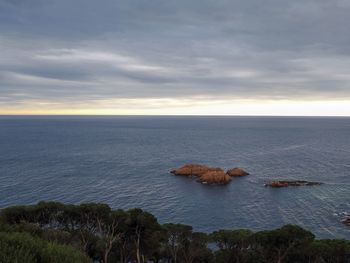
[0,116,349,239]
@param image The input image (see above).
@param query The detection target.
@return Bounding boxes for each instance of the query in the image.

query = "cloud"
[0,0,350,114]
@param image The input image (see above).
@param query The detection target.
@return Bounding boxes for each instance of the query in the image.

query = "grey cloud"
[1,0,350,106]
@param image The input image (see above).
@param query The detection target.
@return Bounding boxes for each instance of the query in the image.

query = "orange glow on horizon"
[1,99,350,116]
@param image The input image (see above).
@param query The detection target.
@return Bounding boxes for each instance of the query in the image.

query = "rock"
[265,181,289,188]
[226,167,249,177]
[171,164,223,177]
[342,217,350,226]
[197,170,232,185]
[265,180,323,188]
[171,164,251,185]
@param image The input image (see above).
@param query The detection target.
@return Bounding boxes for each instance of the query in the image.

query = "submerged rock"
[226,167,249,177]
[343,217,350,226]
[171,164,223,177]
[197,170,231,185]
[265,180,323,188]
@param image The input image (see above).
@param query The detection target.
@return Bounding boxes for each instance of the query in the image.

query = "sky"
[0,0,350,115]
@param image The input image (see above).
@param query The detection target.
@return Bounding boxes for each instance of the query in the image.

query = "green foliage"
[161,223,213,262]
[0,205,32,224]
[0,232,39,263]
[211,229,253,263]
[182,231,213,263]
[42,242,92,263]
[0,202,349,263]
[163,223,193,262]
[0,231,91,263]
[252,224,315,263]
[303,239,350,263]
[126,208,162,262]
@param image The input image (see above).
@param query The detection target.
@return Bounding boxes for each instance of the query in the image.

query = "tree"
[126,208,161,263]
[163,223,193,263]
[74,203,111,257]
[304,239,350,263]
[211,229,252,263]
[182,232,213,263]
[99,209,128,263]
[115,228,134,263]
[33,201,65,228]
[252,225,315,263]
[2,202,350,263]
[0,205,32,224]
[0,231,92,263]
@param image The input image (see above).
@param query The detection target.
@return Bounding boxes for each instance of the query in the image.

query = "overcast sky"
[1,0,350,115]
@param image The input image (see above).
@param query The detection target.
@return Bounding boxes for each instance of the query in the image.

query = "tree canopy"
[0,201,349,263]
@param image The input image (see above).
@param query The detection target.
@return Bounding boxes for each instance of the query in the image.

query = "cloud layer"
[1,0,350,114]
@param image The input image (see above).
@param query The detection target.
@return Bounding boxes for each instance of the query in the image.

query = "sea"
[0,116,349,239]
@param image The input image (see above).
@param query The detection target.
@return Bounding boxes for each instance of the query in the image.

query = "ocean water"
[0,116,349,239]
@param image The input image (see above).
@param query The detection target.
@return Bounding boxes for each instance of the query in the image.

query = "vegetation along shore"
[0,201,349,263]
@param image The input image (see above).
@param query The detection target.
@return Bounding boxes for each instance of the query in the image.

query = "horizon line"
[1,114,350,118]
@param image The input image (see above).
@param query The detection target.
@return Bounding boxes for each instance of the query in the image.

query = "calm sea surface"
[0,116,349,239]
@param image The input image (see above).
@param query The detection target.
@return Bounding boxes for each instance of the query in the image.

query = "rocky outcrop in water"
[265,180,323,188]
[170,164,223,177]
[343,217,350,226]
[197,170,232,185]
[226,167,249,177]
[171,164,248,185]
